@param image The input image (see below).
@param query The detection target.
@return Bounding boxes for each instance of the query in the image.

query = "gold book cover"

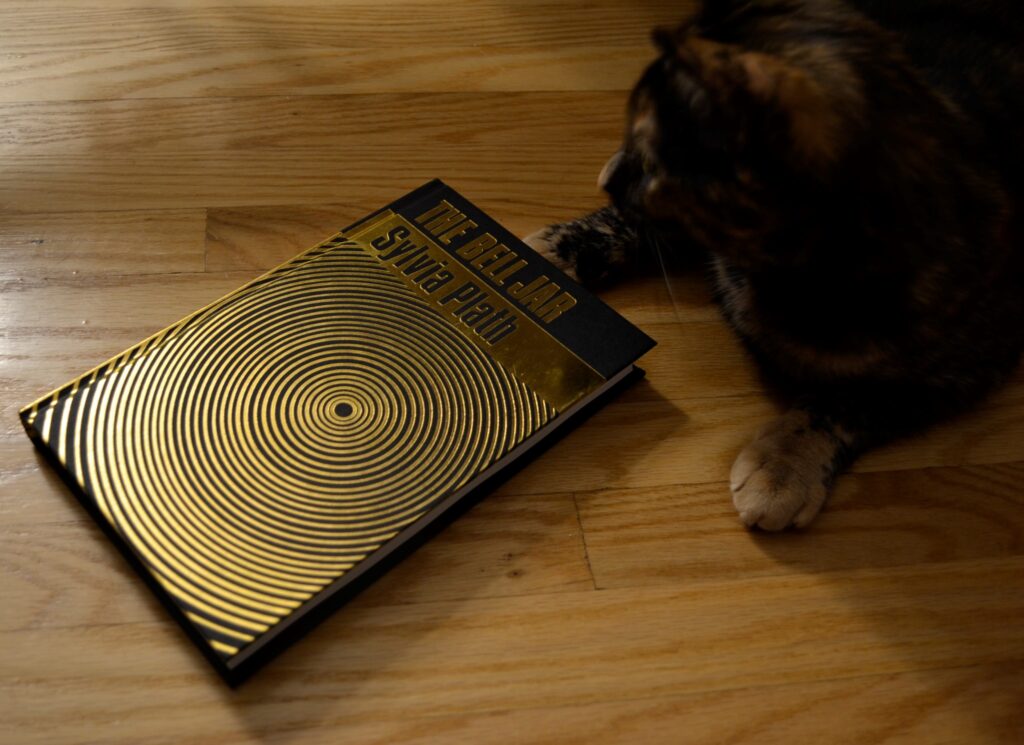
[20,180,655,685]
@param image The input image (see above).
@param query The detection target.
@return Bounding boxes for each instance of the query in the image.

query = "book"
[20,180,655,685]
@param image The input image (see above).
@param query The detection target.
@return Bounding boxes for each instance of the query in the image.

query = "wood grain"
[0,47,655,104]
[0,93,626,155]
[3,1,686,52]
[578,462,1024,590]
[3,558,1023,743]
[203,198,613,272]
[2,1,1022,743]
[0,209,206,276]
[0,92,628,212]
[1,489,591,633]
[139,663,1024,745]
[0,2,690,103]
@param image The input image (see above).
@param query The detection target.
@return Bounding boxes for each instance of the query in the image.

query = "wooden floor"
[2,2,1023,743]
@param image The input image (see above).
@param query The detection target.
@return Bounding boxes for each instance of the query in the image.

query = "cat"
[525,0,1024,530]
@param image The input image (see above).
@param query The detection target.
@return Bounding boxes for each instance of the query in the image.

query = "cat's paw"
[730,411,838,531]
[523,224,580,281]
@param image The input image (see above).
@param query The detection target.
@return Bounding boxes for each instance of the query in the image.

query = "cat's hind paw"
[730,411,841,531]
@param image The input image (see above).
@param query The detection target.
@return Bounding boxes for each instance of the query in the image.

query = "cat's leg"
[730,409,859,531]
[523,205,641,285]
[729,363,1010,530]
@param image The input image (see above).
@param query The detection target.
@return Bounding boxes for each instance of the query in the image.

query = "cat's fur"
[526,0,1024,530]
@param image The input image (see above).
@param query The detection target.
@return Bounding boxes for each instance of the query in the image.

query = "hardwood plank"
[1,336,209,440]
[0,46,653,104]
[500,384,1024,496]
[0,516,165,634]
[0,153,611,212]
[0,209,206,277]
[204,198,613,272]
[1,274,248,437]
[0,92,634,212]
[578,462,1024,591]
[163,664,1024,745]
[3,557,1022,742]
[0,489,591,633]
[205,204,375,271]
[0,93,625,155]
[0,273,253,337]
[2,1,687,53]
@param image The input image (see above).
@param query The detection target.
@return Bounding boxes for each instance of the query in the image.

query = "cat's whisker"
[649,229,684,324]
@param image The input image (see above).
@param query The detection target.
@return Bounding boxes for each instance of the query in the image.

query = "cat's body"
[527,0,1024,529]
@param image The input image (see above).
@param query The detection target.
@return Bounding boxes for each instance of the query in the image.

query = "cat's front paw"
[730,411,841,531]
[523,207,638,286]
[523,224,580,281]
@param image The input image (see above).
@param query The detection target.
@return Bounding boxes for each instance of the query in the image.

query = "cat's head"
[605,6,870,269]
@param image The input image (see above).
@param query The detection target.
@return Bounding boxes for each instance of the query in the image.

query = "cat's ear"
[730,48,845,166]
[651,26,734,76]
[656,30,845,167]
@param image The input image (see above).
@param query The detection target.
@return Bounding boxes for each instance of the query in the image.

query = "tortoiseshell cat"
[526,0,1024,530]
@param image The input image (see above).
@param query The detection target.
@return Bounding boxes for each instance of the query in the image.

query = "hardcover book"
[20,180,655,685]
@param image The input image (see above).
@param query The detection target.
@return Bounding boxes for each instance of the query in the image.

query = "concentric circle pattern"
[34,239,554,658]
